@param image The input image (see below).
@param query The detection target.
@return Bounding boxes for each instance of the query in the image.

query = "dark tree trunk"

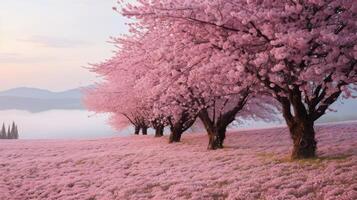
[206,126,226,150]
[134,126,140,135]
[207,129,220,150]
[217,127,227,149]
[199,93,249,150]
[281,94,317,160]
[169,127,183,143]
[142,126,148,135]
[288,120,317,159]
[168,112,196,143]
[155,125,164,137]
[199,110,217,149]
[199,111,231,150]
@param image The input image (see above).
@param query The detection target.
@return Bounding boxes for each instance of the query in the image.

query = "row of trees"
[86,0,356,159]
[1,122,19,139]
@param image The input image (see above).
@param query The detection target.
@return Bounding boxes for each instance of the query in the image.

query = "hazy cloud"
[0,52,74,64]
[0,53,23,62]
[0,53,21,58]
[20,35,92,48]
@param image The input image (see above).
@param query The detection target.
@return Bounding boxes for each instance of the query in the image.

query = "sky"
[0,0,130,91]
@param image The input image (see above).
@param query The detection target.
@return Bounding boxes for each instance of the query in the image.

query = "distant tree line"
[0,122,19,139]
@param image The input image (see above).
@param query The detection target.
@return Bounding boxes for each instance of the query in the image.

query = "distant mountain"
[0,87,82,99]
[0,87,84,112]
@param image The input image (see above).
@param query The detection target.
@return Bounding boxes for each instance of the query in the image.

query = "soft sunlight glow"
[0,0,129,91]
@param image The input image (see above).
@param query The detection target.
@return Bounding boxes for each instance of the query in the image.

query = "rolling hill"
[0,87,84,112]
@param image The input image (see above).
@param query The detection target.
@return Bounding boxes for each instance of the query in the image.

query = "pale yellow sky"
[0,0,129,91]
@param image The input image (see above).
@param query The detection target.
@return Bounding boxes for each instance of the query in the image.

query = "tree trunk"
[281,94,317,160]
[216,127,226,149]
[199,110,229,150]
[169,127,183,143]
[207,129,220,150]
[134,126,140,135]
[169,122,182,143]
[168,114,196,143]
[206,127,227,150]
[288,120,317,159]
[199,110,219,150]
[200,119,222,150]
[142,126,148,135]
[155,125,164,137]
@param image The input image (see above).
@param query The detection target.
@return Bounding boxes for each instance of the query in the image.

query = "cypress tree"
[7,125,11,139]
[14,125,19,139]
[0,123,6,139]
[10,122,16,139]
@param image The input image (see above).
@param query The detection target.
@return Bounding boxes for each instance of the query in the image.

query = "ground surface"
[0,122,356,200]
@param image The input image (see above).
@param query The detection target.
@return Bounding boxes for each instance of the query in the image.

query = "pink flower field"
[0,122,356,200]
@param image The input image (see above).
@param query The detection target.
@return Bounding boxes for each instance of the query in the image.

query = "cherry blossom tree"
[87,0,280,149]
[121,7,279,149]
[84,83,151,135]
[84,33,154,135]
[120,0,357,159]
